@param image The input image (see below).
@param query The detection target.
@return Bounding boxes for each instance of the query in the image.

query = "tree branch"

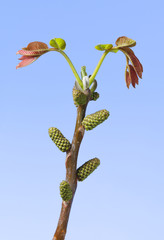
[53,89,91,240]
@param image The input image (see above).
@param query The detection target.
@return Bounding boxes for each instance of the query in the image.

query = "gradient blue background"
[1,0,164,239]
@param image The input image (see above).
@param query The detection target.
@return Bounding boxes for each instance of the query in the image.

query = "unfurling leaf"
[125,70,131,89]
[55,38,66,50]
[115,36,136,48]
[95,44,113,51]
[26,42,48,51]
[49,39,58,48]
[16,41,49,69]
[129,65,139,88]
[49,38,66,50]
[115,37,143,88]
[121,47,143,79]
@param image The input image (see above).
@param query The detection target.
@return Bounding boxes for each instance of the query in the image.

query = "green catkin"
[77,158,100,181]
[48,127,71,152]
[82,109,109,130]
[72,87,87,106]
[60,181,73,201]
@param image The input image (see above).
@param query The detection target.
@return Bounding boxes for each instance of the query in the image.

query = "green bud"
[72,87,87,106]
[49,38,66,50]
[60,181,73,201]
[90,92,99,101]
[77,158,100,181]
[49,39,58,48]
[95,44,113,51]
[82,109,109,130]
[48,127,71,152]
[81,66,87,79]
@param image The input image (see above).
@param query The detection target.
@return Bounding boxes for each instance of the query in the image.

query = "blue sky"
[0,0,164,240]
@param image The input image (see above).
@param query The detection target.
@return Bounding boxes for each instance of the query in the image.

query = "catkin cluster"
[48,86,110,201]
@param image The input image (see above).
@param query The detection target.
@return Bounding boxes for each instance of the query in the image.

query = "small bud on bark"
[72,87,87,106]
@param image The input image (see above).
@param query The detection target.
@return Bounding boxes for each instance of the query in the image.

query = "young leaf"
[116,36,136,48]
[26,41,49,51]
[49,39,58,48]
[125,70,131,89]
[125,64,139,88]
[49,38,66,50]
[129,64,139,88]
[95,44,113,51]
[55,38,66,50]
[121,47,143,78]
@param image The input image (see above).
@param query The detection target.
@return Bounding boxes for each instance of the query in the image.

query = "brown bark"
[52,89,91,240]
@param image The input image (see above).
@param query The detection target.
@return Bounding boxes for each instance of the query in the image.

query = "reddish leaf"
[121,47,143,78]
[129,65,139,88]
[16,41,50,69]
[116,36,136,47]
[16,49,42,56]
[125,70,131,88]
[26,41,48,50]
[18,42,49,56]
[16,56,39,69]
[18,55,35,60]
